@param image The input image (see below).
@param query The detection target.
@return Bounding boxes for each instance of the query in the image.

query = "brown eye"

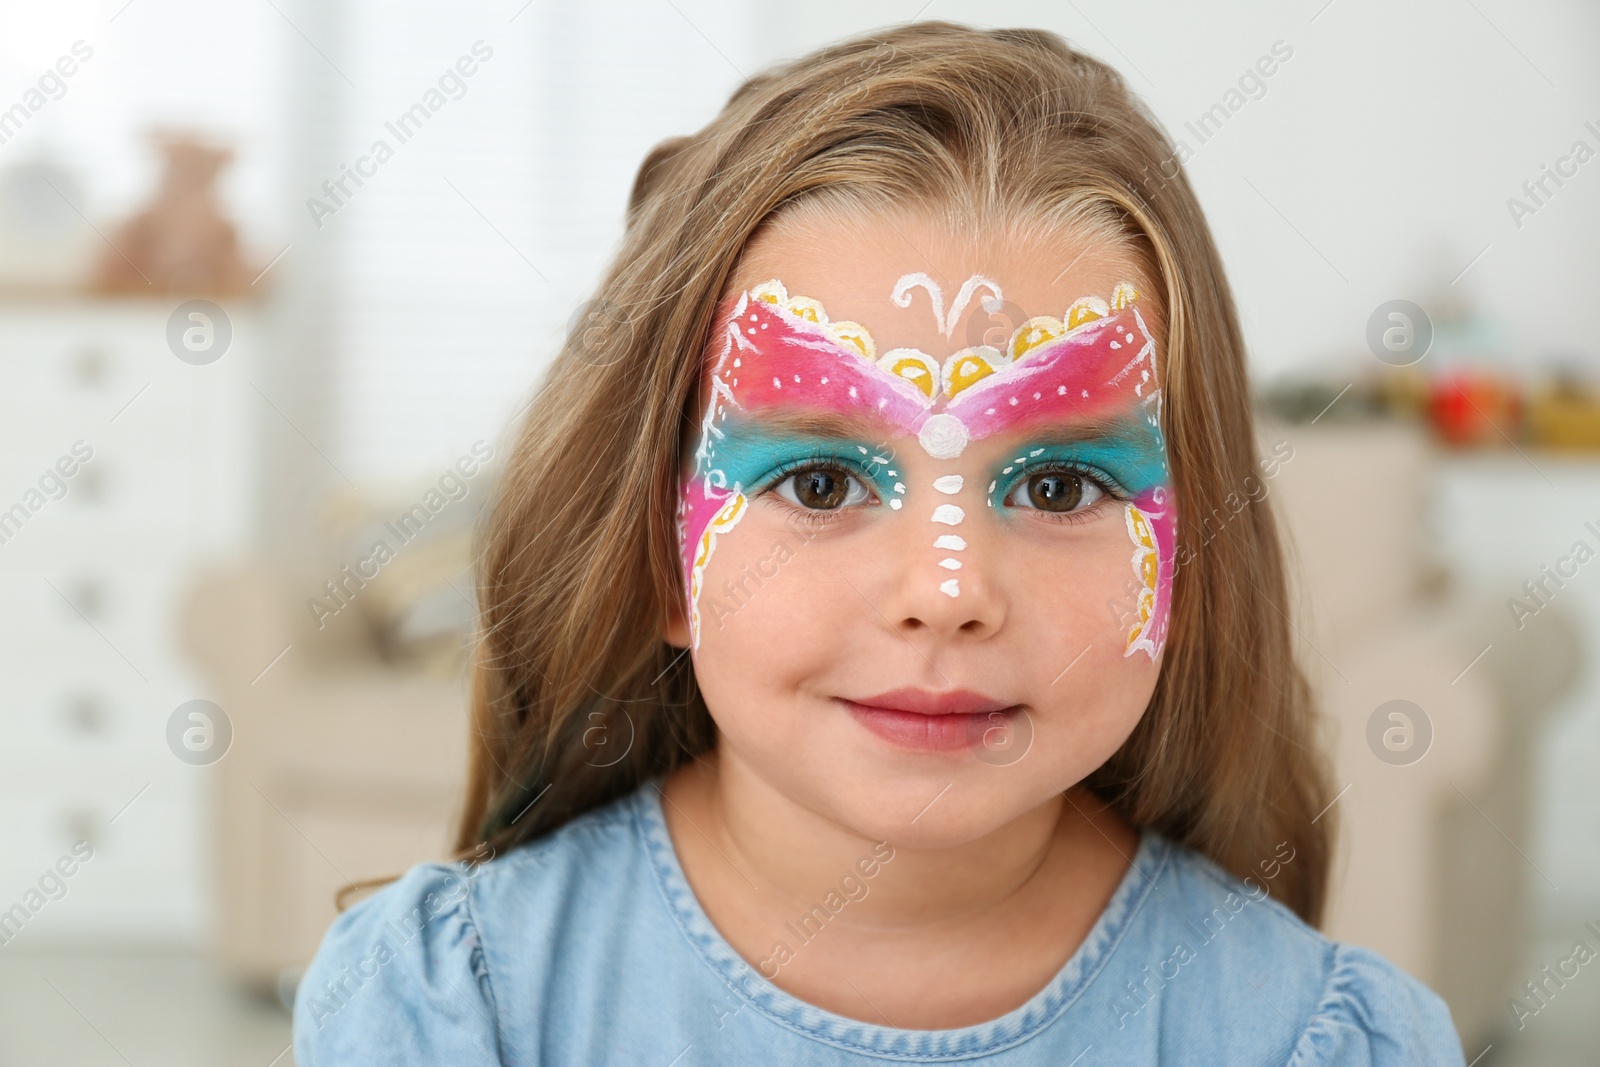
[1005,470,1104,513]
[776,465,871,511]
[797,470,846,509]
[1030,472,1083,511]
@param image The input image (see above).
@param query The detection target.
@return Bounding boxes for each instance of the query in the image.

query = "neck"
[664,746,1130,934]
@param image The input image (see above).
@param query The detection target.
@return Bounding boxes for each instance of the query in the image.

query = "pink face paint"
[946,303,1173,658]
[678,278,1175,657]
[677,289,931,646]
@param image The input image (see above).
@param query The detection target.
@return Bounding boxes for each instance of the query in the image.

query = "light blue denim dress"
[293,775,1466,1065]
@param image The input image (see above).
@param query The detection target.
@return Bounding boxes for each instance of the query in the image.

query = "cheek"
[1001,507,1164,751]
[1003,507,1150,656]
[685,509,841,700]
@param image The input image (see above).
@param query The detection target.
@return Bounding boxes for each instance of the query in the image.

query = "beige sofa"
[1266,418,1580,1051]
[179,560,469,992]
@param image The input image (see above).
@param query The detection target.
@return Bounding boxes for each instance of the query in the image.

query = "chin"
[797,751,1062,844]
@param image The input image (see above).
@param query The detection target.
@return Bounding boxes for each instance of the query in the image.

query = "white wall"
[747,0,1600,381]
[320,0,755,485]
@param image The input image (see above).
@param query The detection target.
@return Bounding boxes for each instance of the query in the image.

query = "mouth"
[839,687,1022,753]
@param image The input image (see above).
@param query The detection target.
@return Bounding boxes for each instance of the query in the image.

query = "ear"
[662,587,691,649]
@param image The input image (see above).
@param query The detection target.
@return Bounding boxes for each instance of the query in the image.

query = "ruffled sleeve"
[1288,943,1467,1067]
[292,862,503,1066]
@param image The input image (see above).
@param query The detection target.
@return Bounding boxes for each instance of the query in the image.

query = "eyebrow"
[725,406,903,443]
[1002,412,1145,447]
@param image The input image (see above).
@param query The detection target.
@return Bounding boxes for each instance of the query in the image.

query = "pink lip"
[840,688,1020,753]
[849,687,1013,716]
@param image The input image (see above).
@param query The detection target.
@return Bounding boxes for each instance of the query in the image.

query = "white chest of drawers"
[0,295,260,946]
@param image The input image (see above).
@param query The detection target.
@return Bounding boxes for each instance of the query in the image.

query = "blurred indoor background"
[1,1,1597,1064]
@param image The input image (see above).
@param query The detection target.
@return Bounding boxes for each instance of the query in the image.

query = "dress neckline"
[632,773,1172,1060]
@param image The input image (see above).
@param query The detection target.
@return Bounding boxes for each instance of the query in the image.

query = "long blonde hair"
[454,21,1336,924]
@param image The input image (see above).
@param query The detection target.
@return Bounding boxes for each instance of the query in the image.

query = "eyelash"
[753,456,1127,527]
[755,455,881,525]
[1001,461,1127,526]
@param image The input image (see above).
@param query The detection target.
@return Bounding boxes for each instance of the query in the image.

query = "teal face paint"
[679,275,1175,659]
[985,431,1168,512]
[705,420,899,503]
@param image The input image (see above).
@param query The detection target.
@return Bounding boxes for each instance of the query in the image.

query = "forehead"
[726,206,1152,358]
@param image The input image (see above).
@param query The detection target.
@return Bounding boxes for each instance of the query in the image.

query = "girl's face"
[666,209,1175,845]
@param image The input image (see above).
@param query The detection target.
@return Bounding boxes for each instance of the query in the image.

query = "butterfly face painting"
[677,271,1175,661]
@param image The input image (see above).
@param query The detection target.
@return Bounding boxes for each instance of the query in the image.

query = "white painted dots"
[910,423,974,597]
[917,414,968,459]
[927,479,967,595]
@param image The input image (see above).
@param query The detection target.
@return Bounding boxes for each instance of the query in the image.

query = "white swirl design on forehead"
[890,272,1005,338]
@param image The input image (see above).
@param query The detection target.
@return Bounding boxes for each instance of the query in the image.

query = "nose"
[875,480,1007,643]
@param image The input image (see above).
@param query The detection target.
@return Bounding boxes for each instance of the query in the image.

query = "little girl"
[294,22,1465,1066]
